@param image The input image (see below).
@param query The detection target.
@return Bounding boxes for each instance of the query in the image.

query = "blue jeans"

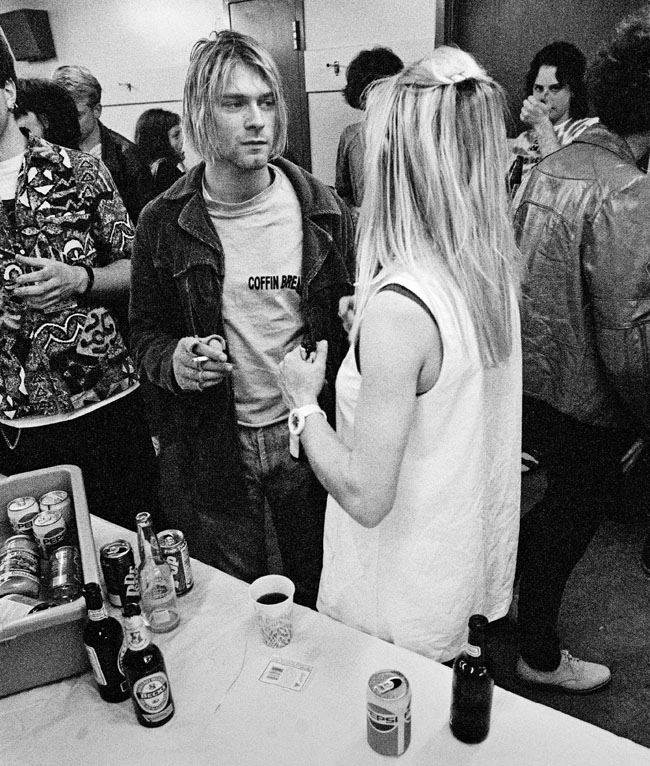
[164,419,326,609]
[236,420,326,609]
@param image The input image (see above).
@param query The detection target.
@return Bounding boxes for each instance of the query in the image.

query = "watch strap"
[288,404,327,458]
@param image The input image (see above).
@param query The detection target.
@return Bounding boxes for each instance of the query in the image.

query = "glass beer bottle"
[449,614,494,743]
[135,512,180,633]
[82,582,130,702]
[121,602,175,727]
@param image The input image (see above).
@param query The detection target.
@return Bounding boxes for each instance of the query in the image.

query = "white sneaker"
[516,650,611,694]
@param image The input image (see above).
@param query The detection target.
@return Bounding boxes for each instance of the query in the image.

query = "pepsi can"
[367,670,411,756]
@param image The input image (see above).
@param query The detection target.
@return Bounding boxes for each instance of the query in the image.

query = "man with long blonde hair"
[130,31,354,608]
[280,47,522,662]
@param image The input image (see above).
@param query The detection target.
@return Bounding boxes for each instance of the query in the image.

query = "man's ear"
[94,103,102,119]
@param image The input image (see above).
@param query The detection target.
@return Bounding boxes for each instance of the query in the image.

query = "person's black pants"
[517,396,635,670]
[0,390,160,531]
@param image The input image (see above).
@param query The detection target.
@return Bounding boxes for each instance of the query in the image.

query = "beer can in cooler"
[7,495,39,534]
[32,509,67,553]
[157,529,193,595]
[39,490,73,528]
[0,535,41,599]
[100,539,139,607]
[367,670,412,756]
[48,545,83,604]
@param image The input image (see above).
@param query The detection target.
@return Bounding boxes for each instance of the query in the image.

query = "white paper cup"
[249,574,295,648]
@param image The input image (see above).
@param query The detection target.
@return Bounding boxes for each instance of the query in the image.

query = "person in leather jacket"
[512,10,650,693]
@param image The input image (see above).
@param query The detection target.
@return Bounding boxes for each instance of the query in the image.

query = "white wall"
[4,0,226,146]
[1,0,438,183]
[304,0,439,184]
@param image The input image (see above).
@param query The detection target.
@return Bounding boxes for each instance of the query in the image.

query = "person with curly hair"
[512,10,650,693]
[508,41,598,195]
[335,46,403,214]
[15,78,81,149]
[134,108,185,196]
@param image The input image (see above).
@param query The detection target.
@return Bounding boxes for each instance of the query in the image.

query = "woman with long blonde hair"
[280,46,522,661]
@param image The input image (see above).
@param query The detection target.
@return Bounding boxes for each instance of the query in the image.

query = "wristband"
[79,264,95,295]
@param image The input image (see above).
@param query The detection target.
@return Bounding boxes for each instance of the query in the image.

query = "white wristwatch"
[288,404,327,458]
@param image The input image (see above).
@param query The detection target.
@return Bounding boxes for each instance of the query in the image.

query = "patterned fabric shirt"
[509,117,599,193]
[0,134,138,424]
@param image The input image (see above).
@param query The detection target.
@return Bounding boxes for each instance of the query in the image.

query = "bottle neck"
[465,627,486,660]
[87,604,108,621]
[125,616,152,651]
[137,521,163,565]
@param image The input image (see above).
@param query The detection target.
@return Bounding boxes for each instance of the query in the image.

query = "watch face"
[289,411,302,433]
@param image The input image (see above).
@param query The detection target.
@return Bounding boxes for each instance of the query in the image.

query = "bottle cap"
[468,614,488,631]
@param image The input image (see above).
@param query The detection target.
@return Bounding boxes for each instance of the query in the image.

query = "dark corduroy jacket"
[129,157,355,531]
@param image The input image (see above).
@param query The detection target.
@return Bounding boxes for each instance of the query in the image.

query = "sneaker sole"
[516,672,612,695]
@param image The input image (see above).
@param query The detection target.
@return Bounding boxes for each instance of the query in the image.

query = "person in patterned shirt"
[0,33,159,527]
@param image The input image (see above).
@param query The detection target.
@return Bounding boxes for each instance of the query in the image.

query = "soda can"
[157,529,193,595]
[7,495,39,534]
[100,539,140,607]
[48,545,83,604]
[367,670,412,757]
[39,490,73,528]
[32,509,67,554]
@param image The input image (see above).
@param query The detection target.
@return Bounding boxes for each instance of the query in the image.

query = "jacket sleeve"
[587,178,650,432]
[129,203,183,393]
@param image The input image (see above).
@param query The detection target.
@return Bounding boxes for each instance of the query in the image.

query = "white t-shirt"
[0,151,24,201]
[317,264,522,662]
[203,166,305,426]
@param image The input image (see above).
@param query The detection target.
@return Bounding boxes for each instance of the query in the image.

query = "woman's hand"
[279,339,328,409]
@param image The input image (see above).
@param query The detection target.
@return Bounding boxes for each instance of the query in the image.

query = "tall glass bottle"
[449,614,494,744]
[82,582,130,702]
[121,602,175,727]
[135,512,180,633]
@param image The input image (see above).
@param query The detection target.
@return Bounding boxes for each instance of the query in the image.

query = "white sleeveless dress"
[316,264,522,662]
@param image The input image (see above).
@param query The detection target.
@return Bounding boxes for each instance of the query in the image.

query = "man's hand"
[338,295,356,337]
[520,96,552,129]
[12,254,87,310]
[172,335,232,392]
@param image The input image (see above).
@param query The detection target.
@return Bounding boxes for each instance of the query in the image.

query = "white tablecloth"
[1,517,649,766]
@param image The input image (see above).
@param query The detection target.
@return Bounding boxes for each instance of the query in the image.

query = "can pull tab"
[372,677,403,695]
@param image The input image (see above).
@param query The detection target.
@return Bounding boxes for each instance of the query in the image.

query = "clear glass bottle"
[449,614,494,744]
[135,512,180,633]
[122,602,175,727]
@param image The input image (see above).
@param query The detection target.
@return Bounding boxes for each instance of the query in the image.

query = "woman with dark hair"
[509,41,598,194]
[335,46,403,213]
[15,78,81,149]
[134,108,185,196]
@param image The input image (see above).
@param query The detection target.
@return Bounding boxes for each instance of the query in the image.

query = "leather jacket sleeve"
[587,178,650,432]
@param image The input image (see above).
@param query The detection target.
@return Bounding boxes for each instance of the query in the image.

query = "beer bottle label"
[133,671,173,721]
[463,643,481,658]
[85,646,108,686]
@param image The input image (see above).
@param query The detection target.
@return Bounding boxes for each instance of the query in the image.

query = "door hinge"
[292,19,301,51]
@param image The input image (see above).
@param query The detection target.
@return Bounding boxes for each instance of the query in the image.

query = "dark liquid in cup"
[257,592,288,605]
